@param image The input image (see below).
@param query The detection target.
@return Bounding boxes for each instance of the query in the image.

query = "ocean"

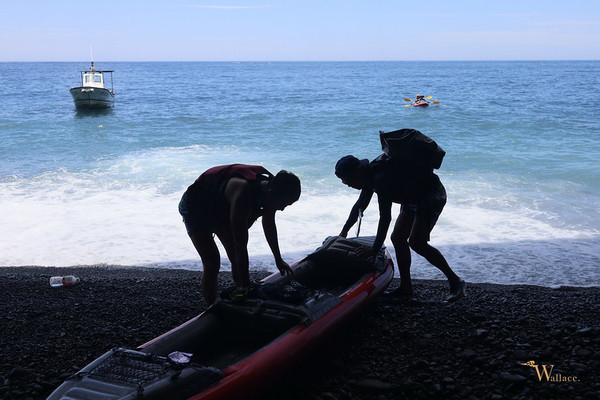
[0,61,598,288]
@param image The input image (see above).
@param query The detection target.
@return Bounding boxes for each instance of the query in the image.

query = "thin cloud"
[0,26,74,33]
[529,20,599,27]
[188,5,276,9]
[493,13,542,18]
[407,12,461,18]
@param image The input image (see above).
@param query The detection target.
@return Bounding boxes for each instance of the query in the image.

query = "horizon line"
[1,59,598,63]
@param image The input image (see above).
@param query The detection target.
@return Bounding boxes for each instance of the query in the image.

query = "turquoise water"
[1,61,598,287]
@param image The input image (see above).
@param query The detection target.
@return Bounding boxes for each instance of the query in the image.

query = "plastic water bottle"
[49,275,80,287]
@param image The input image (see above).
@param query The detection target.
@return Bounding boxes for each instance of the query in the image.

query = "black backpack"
[379,129,446,169]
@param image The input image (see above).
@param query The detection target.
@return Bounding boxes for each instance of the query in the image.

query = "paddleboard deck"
[47,236,394,400]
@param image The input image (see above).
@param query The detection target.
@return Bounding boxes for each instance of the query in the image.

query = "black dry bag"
[379,128,445,169]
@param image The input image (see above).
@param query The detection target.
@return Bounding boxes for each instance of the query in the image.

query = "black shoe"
[447,279,466,303]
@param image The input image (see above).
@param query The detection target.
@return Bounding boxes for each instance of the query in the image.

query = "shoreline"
[2,262,599,290]
[1,266,599,399]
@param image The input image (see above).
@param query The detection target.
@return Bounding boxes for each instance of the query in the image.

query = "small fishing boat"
[46,236,394,400]
[70,61,115,109]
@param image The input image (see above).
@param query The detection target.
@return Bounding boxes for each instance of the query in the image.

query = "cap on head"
[335,155,368,180]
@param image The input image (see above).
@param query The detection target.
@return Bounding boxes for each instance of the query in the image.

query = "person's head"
[267,170,301,211]
[335,155,369,190]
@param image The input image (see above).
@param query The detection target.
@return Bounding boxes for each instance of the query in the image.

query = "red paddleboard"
[47,236,394,400]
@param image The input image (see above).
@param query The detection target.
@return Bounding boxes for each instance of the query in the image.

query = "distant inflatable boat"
[46,236,394,400]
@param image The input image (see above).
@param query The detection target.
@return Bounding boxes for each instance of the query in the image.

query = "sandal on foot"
[447,279,466,303]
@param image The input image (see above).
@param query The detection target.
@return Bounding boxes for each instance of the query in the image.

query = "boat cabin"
[82,71,106,88]
[78,62,114,92]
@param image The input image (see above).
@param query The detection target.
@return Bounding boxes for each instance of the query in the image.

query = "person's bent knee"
[408,237,428,254]
[391,230,409,247]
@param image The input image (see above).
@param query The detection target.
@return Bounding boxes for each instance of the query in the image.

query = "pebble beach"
[1,266,599,400]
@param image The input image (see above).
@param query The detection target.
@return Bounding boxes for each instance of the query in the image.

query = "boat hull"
[46,236,394,400]
[70,86,114,109]
[412,101,429,107]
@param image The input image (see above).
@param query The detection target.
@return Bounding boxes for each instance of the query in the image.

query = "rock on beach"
[0,266,599,400]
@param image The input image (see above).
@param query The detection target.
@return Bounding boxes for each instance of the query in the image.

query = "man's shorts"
[179,191,220,236]
[400,180,447,238]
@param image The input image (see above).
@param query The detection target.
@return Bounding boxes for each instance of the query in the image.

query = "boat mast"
[89,43,95,71]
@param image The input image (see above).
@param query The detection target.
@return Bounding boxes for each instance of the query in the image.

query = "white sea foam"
[1,162,598,289]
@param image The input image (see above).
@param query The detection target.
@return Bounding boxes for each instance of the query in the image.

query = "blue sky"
[1,0,598,61]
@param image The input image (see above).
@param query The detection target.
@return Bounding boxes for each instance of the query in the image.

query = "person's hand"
[276,259,294,278]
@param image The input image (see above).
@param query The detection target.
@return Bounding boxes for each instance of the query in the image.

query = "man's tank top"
[185,164,274,218]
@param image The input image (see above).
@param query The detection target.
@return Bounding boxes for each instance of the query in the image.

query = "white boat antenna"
[89,43,94,70]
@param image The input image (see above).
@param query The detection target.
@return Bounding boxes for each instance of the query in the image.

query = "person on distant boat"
[334,155,465,302]
[179,164,301,304]
[414,94,426,105]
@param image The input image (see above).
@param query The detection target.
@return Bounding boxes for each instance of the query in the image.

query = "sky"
[1,0,599,62]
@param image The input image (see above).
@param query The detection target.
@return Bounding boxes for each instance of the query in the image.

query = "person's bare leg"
[408,217,458,281]
[190,231,221,304]
[217,229,250,288]
[408,217,465,301]
[390,209,416,296]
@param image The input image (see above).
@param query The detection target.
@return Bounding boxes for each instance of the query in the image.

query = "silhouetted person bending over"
[180,164,301,304]
[335,155,465,302]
